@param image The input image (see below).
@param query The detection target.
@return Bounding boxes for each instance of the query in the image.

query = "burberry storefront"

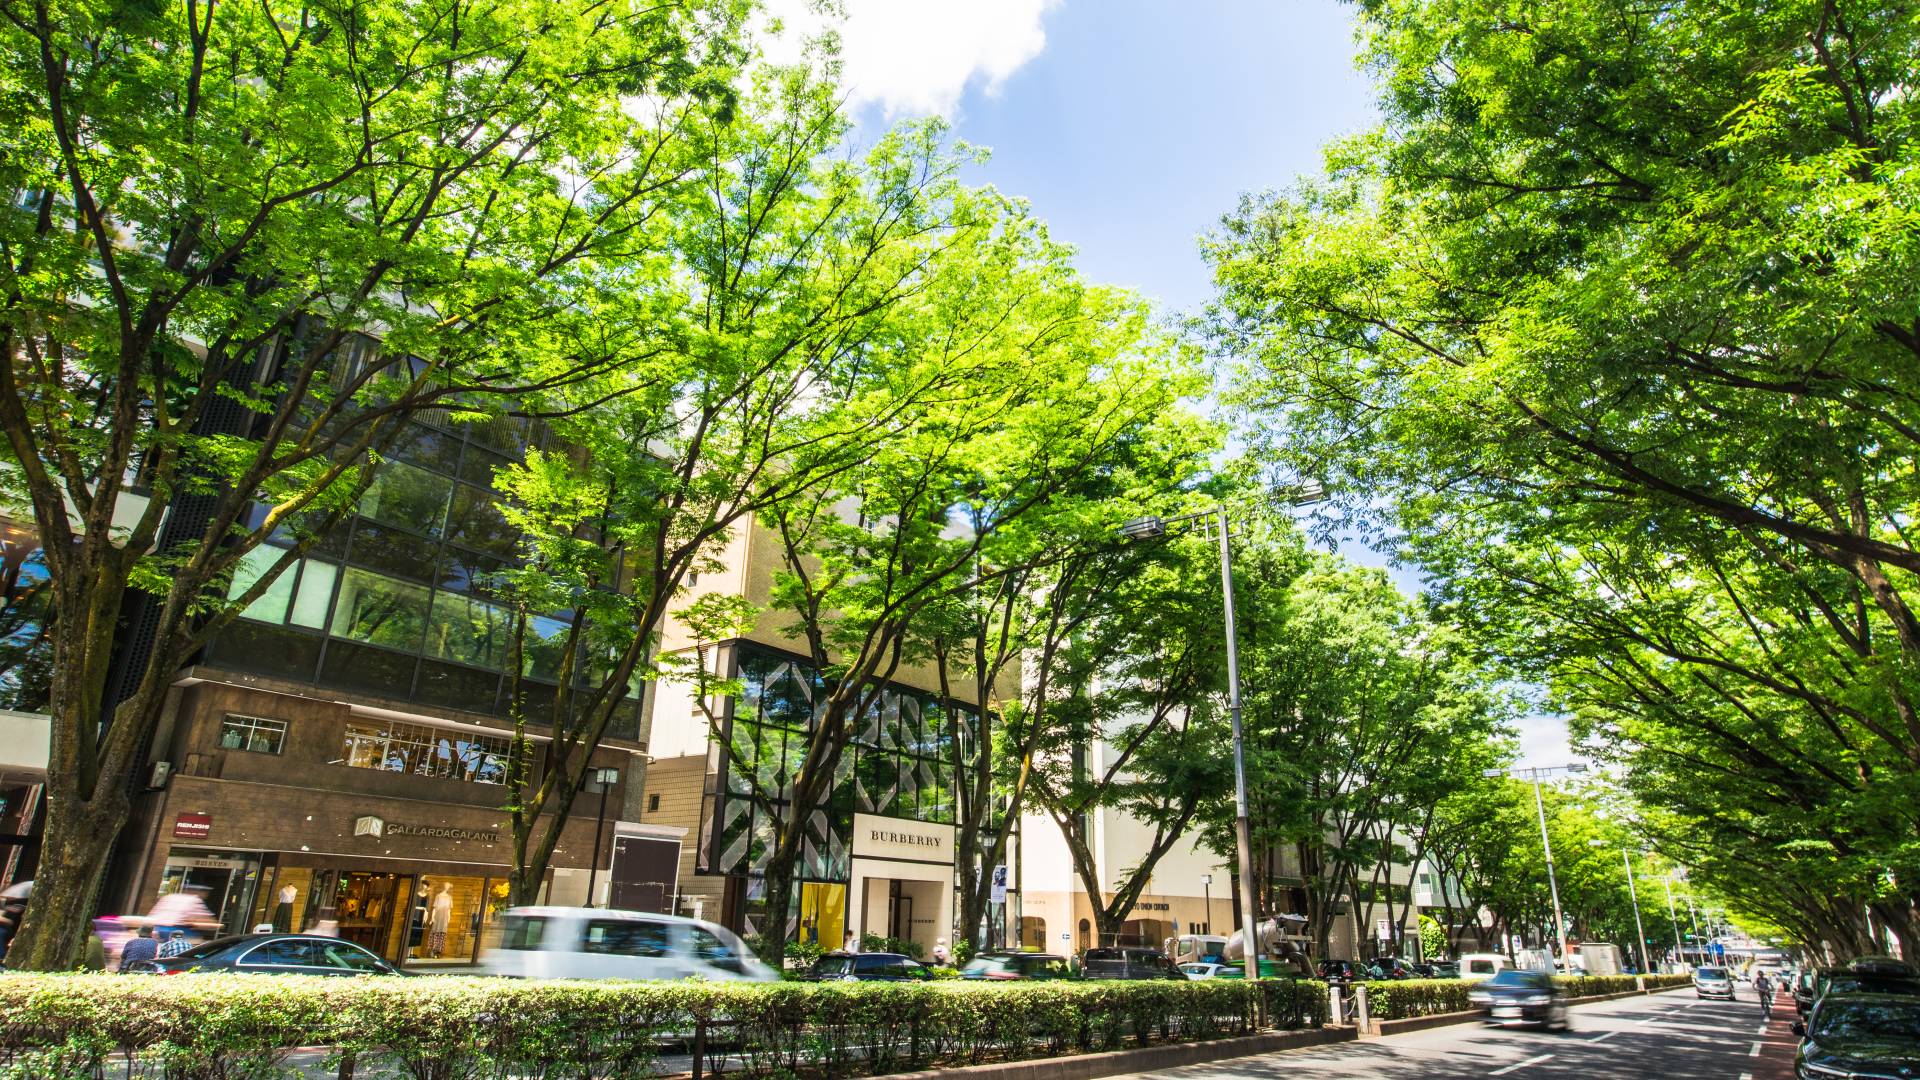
[695,643,981,952]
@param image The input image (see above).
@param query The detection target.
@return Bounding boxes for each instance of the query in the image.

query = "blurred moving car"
[1180,962,1231,980]
[959,952,1072,981]
[1792,993,1920,1080]
[1470,970,1571,1031]
[122,934,402,976]
[1694,966,1736,1000]
[1080,947,1185,981]
[803,951,932,982]
[1214,959,1300,980]
[479,907,777,981]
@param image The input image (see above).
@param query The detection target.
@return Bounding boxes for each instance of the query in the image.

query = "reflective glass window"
[330,568,429,651]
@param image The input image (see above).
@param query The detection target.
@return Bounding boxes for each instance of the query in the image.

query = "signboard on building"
[990,865,1007,904]
[173,812,212,840]
[1375,918,1393,941]
[851,813,955,863]
[353,814,499,842]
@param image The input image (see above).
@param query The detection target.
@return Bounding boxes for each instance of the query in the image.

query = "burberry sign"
[852,813,954,863]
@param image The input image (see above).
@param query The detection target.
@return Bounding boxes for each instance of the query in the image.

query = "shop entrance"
[156,853,264,937]
[797,882,846,950]
[333,871,413,957]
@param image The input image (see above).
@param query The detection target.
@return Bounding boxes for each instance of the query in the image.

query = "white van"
[1459,952,1515,980]
[478,907,779,982]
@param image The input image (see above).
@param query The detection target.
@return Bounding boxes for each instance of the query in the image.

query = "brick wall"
[638,752,726,918]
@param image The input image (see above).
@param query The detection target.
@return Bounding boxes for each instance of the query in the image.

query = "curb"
[878,1026,1354,1080]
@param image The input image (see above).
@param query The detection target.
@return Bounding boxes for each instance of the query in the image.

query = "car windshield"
[1815,999,1920,1041]
[1486,971,1549,988]
[960,956,1009,975]
[809,955,855,977]
[1696,967,1728,978]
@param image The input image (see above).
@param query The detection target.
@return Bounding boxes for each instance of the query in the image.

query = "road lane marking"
[1489,1054,1554,1076]
[1587,1031,1618,1043]
[1739,1073,1752,1080]
[1755,1023,1767,1034]
[1749,1041,1762,1056]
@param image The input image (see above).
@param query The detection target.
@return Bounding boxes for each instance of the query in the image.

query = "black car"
[1800,958,1920,1015]
[1079,948,1185,981]
[122,934,402,976]
[1370,957,1419,980]
[1793,993,1920,1080]
[959,952,1073,981]
[1470,969,1571,1031]
[1317,959,1367,984]
[801,951,932,982]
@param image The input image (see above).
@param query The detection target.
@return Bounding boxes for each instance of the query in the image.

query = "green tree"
[0,0,747,969]
[1206,0,1920,961]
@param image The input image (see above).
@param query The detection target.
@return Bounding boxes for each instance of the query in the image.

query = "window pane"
[521,615,572,681]
[445,483,516,557]
[330,568,429,651]
[425,592,512,671]
[358,461,453,536]
[415,659,501,716]
[319,640,418,699]
[227,546,295,624]
[289,560,338,629]
[347,522,437,583]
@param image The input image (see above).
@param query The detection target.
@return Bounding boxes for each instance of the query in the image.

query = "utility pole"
[1661,872,1685,971]
[1485,764,1584,970]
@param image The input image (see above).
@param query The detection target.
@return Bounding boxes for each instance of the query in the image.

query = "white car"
[1180,962,1231,980]
[1459,952,1516,980]
[479,906,779,981]
[1693,965,1735,999]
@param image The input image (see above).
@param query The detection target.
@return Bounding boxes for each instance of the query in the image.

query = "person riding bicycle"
[1754,970,1775,1021]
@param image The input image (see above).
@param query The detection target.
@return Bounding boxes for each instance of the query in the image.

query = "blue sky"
[761,0,1576,768]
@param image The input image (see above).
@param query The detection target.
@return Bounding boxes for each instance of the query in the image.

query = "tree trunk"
[757,843,798,966]
[7,781,129,970]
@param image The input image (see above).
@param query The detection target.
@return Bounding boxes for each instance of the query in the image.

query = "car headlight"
[1800,1062,1851,1079]
[1521,994,1552,1005]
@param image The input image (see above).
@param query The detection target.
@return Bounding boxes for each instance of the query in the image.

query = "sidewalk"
[1743,986,1797,1080]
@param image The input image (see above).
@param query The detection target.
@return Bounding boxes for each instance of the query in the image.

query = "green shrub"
[860,933,923,959]
[0,973,1330,1079]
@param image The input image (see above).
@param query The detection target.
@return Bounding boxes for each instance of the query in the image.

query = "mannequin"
[273,883,296,933]
[428,883,454,958]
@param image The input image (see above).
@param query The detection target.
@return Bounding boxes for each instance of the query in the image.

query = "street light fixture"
[1484,764,1586,969]
[1116,482,1327,979]
[1201,874,1213,936]
[585,765,622,907]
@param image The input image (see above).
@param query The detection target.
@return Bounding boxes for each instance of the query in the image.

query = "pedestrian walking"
[119,926,159,971]
[158,929,192,958]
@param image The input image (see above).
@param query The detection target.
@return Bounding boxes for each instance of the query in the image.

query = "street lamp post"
[1685,894,1705,963]
[1485,765,1583,970]
[1591,840,1651,986]
[585,766,621,907]
[1661,872,1685,969]
[1201,874,1213,936]
[1118,483,1324,980]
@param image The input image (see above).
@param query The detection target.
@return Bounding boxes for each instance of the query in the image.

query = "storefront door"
[156,852,264,937]
[797,882,845,948]
[334,871,413,959]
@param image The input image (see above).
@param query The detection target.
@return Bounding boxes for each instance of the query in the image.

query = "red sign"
[173,812,212,840]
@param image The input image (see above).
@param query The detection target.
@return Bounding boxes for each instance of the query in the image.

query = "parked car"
[1797,959,1920,1016]
[478,907,778,982]
[121,934,403,976]
[1369,957,1420,980]
[1080,948,1185,981]
[1469,969,1570,1031]
[1180,962,1231,980]
[1694,965,1736,1000]
[1793,968,1821,1015]
[1428,961,1461,979]
[802,951,932,982]
[1792,993,1920,1080]
[1459,953,1515,981]
[959,952,1072,981]
[1317,959,1367,984]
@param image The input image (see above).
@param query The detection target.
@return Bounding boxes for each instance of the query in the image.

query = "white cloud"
[760,0,1062,119]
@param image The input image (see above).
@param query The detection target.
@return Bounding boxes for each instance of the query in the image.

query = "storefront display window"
[218,714,287,754]
[341,719,509,784]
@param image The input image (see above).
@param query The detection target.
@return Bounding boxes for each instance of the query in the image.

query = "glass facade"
[700,643,982,886]
[341,719,510,785]
[202,394,637,737]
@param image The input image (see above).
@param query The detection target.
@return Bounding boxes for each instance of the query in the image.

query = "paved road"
[1110,986,1801,1080]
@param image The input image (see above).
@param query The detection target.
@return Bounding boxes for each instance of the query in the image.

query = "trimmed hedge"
[0,973,1329,1080]
[1358,973,1696,1021]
